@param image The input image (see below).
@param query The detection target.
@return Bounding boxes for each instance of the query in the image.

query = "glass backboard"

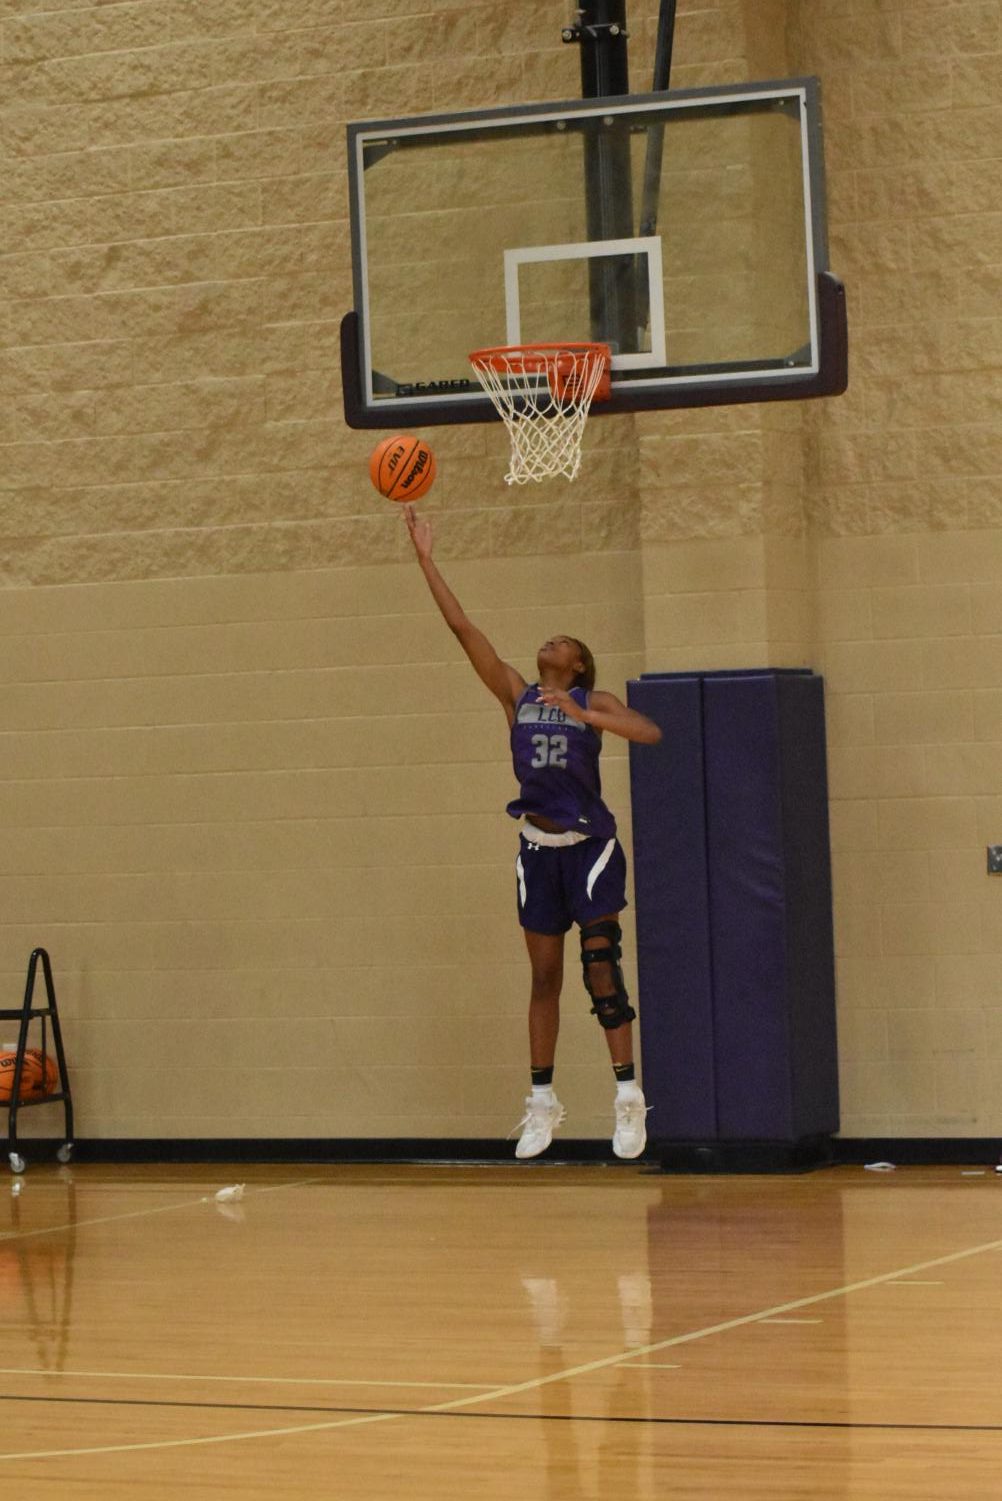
[343,80,847,427]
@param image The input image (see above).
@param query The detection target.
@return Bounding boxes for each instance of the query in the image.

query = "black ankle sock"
[613,1062,635,1083]
[531,1066,554,1088]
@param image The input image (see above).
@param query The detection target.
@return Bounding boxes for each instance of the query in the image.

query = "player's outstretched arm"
[538,686,662,745]
[404,505,526,718]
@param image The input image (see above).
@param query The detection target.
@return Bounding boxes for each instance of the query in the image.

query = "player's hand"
[537,687,588,722]
[403,504,432,560]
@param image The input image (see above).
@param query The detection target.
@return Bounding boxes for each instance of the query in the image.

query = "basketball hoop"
[469,342,612,485]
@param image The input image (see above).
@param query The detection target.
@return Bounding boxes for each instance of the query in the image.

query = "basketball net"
[469,342,611,485]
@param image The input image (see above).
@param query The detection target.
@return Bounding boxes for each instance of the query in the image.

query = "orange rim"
[469,341,611,374]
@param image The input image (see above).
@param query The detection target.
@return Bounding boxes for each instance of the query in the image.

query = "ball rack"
[1,948,74,1174]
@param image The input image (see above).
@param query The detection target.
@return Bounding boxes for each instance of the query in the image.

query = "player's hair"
[570,639,596,692]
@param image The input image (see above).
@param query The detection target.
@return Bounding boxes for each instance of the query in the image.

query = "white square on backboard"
[503,236,667,370]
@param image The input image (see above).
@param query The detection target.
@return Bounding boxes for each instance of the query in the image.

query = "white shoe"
[613,1085,648,1160]
[512,1093,566,1159]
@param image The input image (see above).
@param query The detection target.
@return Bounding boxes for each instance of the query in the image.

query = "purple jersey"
[506,685,617,838]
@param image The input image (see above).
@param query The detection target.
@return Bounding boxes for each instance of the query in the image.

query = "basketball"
[368,434,436,503]
[0,1048,58,1103]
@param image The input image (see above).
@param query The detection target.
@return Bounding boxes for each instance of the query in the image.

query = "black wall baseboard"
[15,1137,616,1165]
[834,1137,1001,1167]
[10,1136,1001,1169]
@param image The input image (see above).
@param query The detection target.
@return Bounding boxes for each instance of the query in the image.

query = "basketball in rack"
[468,342,612,485]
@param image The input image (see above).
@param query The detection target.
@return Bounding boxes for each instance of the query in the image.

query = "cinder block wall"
[794,0,1002,1137]
[1,0,999,1141]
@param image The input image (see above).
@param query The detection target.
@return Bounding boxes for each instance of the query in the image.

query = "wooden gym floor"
[1,1160,1001,1498]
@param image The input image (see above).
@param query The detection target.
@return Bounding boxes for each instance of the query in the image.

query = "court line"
[0,1176,329,1248]
[437,1413,1002,1434]
[423,1232,1002,1414]
[0,1196,236,1247]
[758,1318,823,1325]
[0,1368,497,1392]
[0,1394,464,1416]
[3,1229,1002,1462]
[0,1408,400,1460]
[4,1394,1002,1436]
[619,1362,681,1369]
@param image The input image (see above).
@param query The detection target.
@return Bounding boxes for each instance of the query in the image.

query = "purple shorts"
[515,834,628,934]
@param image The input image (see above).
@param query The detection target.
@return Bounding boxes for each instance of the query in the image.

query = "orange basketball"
[369,434,436,503]
[0,1049,58,1103]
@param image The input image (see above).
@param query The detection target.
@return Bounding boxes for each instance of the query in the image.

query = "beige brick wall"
[2,0,1000,1141]
[0,555,644,1138]
[794,0,1002,1138]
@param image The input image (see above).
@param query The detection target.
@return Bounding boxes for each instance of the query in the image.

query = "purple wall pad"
[628,671,838,1150]
[703,673,839,1140]
[627,677,717,1138]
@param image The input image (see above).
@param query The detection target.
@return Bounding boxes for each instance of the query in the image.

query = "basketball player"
[404,504,662,1160]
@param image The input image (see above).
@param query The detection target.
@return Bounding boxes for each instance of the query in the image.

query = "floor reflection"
[1,1168,78,1374]
[520,1254,657,1496]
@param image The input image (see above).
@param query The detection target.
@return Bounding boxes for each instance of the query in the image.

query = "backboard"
[342,79,847,428]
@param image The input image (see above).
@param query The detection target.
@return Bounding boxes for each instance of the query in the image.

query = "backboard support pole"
[562,1,640,360]
[637,0,677,339]
[651,0,678,93]
[641,0,678,235]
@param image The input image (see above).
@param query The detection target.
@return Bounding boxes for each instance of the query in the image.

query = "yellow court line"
[0,1197,232,1246]
[421,1233,1002,1412]
[0,1176,330,1247]
[758,1318,824,1325]
[2,1230,1001,1462]
[619,1362,682,1369]
[0,1410,402,1461]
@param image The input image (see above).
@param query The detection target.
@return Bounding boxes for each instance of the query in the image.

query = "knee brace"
[580,920,636,1030]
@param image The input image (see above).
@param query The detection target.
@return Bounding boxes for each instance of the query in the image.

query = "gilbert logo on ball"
[369,434,436,502]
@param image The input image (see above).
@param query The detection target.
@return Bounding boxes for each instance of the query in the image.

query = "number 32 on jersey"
[530,733,568,768]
